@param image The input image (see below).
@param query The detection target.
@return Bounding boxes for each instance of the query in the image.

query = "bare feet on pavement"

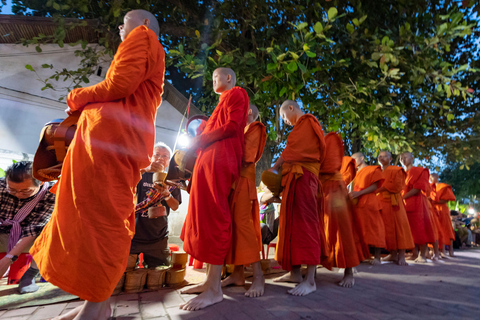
[221,272,245,287]
[179,288,223,311]
[180,282,207,294]
[273,271,302,283]
[288,279,316,296]
[245,275,265,298]
[338,272,355,288]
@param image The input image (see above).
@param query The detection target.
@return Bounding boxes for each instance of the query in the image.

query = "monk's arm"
[270,156,285,172]
[350,182,378,199]
[403,188,420,199]
[67,28,151,110]
[196,90,246,149]
[243,125,262,164]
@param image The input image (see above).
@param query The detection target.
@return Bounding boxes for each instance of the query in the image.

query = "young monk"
[430,173,456,257]
[320,133,369,288]
[269,100,326,296]
[376,151,414,266]
[180,68,248,310]
[400,152,437,263]
[341,156,357,191]
[30,10,165,320]
[350,153,386,265]
[222,104,266,297]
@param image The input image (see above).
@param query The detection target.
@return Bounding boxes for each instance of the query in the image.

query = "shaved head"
[351,152,365,167]
[378,150,392,168]
[249,104,259,121]
[400,152,414,167]
[130,10,159,36]
[280,100,300,111]
[430,173,439,184]
[215,68,236,86]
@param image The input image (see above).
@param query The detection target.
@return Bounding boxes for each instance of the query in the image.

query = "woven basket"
[171,252,188,268]
[165,267,186,285]
[112,273,126,295]
[146,266,169,290]
[126,254,138,272]
[124,269,148,293]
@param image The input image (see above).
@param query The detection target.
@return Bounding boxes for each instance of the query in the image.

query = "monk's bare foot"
[338,273,355,288]
[414,256,427,263]
[221,273,245,287]
[179,287,223,311]
[440,252,449,259]
[381,254,398,262]
[245,275,265,298]
[181,283,207,294]
[449,250,454,257]
[53,306,82,320]
[431,254,440,261]
[397,257,409,266]
[273,271,302,283]
[288,279,316,296]
[370,257,381,265]
[72,300,111,320]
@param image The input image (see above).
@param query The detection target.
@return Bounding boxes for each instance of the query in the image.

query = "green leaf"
[277,53,286,61]
[313,22,323,34]
[297,22,308,30]
[290,52,299,60]
[372,52,381,60]
[52,2,60,10]
[82,76,90,83]
[0,168,4,178]
[359,15,368,24]
[297,61,307,73]
[352,18,359,26]
[287,61,298,72]
[447,113,455,121]
[41,64,51,69]
[306,51,316,58]
[279,87,287,96]
[328,7,338,21]
[35,45,42,53]
[25,64,35,72]
[346,23,355,34]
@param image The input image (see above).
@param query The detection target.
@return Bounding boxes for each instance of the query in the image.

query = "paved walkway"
[1,248,479,320]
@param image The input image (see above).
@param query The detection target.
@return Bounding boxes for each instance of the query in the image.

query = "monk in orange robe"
[320,133,369,288]
[341,156,357,191]
[430,173,456,257]
[425,183,441,260]
[269,100,325,296]
[222,104,266,297]
[376,151,414,266]
[30,10,164,320]
[399,152,436,263]
[180,68,248,311]
[350,153,386,265]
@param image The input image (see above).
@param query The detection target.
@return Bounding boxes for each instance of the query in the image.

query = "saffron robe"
[377,166,414,251]
[320,133,369,270]
[226,121,266,265]
[30,26,165,302]
[181,87,248,265]
[352,166,386,248]
[431,183,456,246]
[403,167,436,245]
[276,114,326,271]
[341,156,357,188]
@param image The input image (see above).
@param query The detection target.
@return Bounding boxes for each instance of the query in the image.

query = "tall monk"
[376,151,414,266]
[180,68,248,310]
[430,173,456,257]
[269,100,326,296]
[30,10,164,320]
[222,104,266,297]
[350,153,386,265]
[399,152,436,263]
[320,133,369,288]
[341,156,357,191]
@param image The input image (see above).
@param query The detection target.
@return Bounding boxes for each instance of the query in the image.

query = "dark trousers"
[130,237,171,268]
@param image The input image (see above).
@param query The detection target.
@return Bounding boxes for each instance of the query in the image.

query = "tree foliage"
[12,0,480,176]
[441,161,480,201]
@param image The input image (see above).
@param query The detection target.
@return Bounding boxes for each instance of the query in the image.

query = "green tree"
[440,161,480,202]
[13,0,480,177]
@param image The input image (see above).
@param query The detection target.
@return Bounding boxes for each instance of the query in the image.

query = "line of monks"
[178,68,458,311]
[26,9,458,317]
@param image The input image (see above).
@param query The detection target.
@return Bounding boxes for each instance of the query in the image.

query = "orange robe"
[181,87,248,265]
[431,183,456,246]
[30,26,165,302]
[341,156,357,188]
[226,122,266,265]
[352,166,386,248]
[320,133,368,270]
[403,167,436,245]
[377,166,414,251]
[275,114,326,271]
